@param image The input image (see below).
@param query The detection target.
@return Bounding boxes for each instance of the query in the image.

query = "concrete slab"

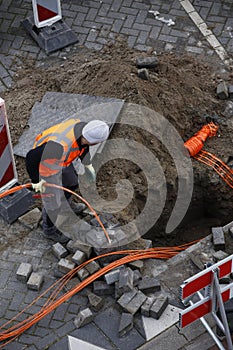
[142,304,182,341]
[94,306,145,350]
[14,92,124,158]
[69,322,115,350]
[68,336,106,350]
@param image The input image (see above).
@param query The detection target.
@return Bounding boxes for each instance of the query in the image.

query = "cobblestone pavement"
[0,0,233,349]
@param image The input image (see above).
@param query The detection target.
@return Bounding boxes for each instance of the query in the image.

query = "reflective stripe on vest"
[33,119,85,177]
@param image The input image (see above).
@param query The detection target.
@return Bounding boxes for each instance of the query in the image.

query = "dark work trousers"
[42,163,79,235]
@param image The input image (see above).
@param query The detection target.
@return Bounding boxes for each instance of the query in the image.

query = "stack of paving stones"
[47,209,171,337]
[13,207,233,347]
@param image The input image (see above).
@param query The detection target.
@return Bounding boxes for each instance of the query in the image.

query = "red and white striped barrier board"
[32,0,62,28]
[180,254,233,300]
[0,98,18,192]
[180,281,233,328]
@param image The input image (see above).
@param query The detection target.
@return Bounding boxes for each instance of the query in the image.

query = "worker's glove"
[85,164,96,183]
[32,179,46,193]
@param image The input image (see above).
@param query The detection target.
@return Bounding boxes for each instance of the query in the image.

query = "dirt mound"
[2,39,233,245]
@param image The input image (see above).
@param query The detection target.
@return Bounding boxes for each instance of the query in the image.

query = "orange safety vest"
[33,119,85,177]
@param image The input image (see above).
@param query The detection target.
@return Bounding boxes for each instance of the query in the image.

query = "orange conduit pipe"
[0,241,198,347]
[0,182,111,244]
[184,122,233,189]
[184,122,219,156]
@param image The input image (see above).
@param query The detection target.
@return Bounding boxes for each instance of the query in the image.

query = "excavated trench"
[2,43,233,250]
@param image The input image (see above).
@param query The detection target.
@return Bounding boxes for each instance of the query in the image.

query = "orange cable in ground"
[194,150,233,188]
[184,122,233,189]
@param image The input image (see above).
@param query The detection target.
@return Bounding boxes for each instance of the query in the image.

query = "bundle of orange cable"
[0,241,198,348]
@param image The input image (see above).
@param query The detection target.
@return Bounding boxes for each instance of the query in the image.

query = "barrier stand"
[21,0,79,54]
[0,98,34,223]
[179,255,233,350]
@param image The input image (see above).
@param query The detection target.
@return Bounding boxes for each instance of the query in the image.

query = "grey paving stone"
[141,296,156,317]
[104,268,121,285]
[150,294,169,319]
[52,242,68,259]
[94,306,145,350]
[57,319,76,336]
[76,267,89,281]
[70,322,115,349]
[124,291,147,315]
[72,250,86,265]
[33,331,58,350]
[118,312,133,337]
[49,336,68,350]
[53,302,69,322]
[93,280,115,295]
[58,258,76,274]
[16,262,33,282]
[74,307,94,328]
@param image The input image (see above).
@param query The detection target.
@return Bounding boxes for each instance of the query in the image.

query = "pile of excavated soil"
[2,39,233,246]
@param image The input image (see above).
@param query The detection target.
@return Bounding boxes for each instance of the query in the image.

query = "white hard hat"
[82,120,109,144]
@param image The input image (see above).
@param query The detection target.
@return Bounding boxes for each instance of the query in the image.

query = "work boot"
[43,228,70,244]
[70,202,86,215]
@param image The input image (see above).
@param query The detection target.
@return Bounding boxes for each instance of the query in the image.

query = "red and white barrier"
[0,98,18,192]
[180,254,233,300]
[180,282,233,328]
[180,254,233,350]
[32,0,62,28]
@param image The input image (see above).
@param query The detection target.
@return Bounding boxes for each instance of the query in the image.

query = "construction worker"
[26,119,109,244]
